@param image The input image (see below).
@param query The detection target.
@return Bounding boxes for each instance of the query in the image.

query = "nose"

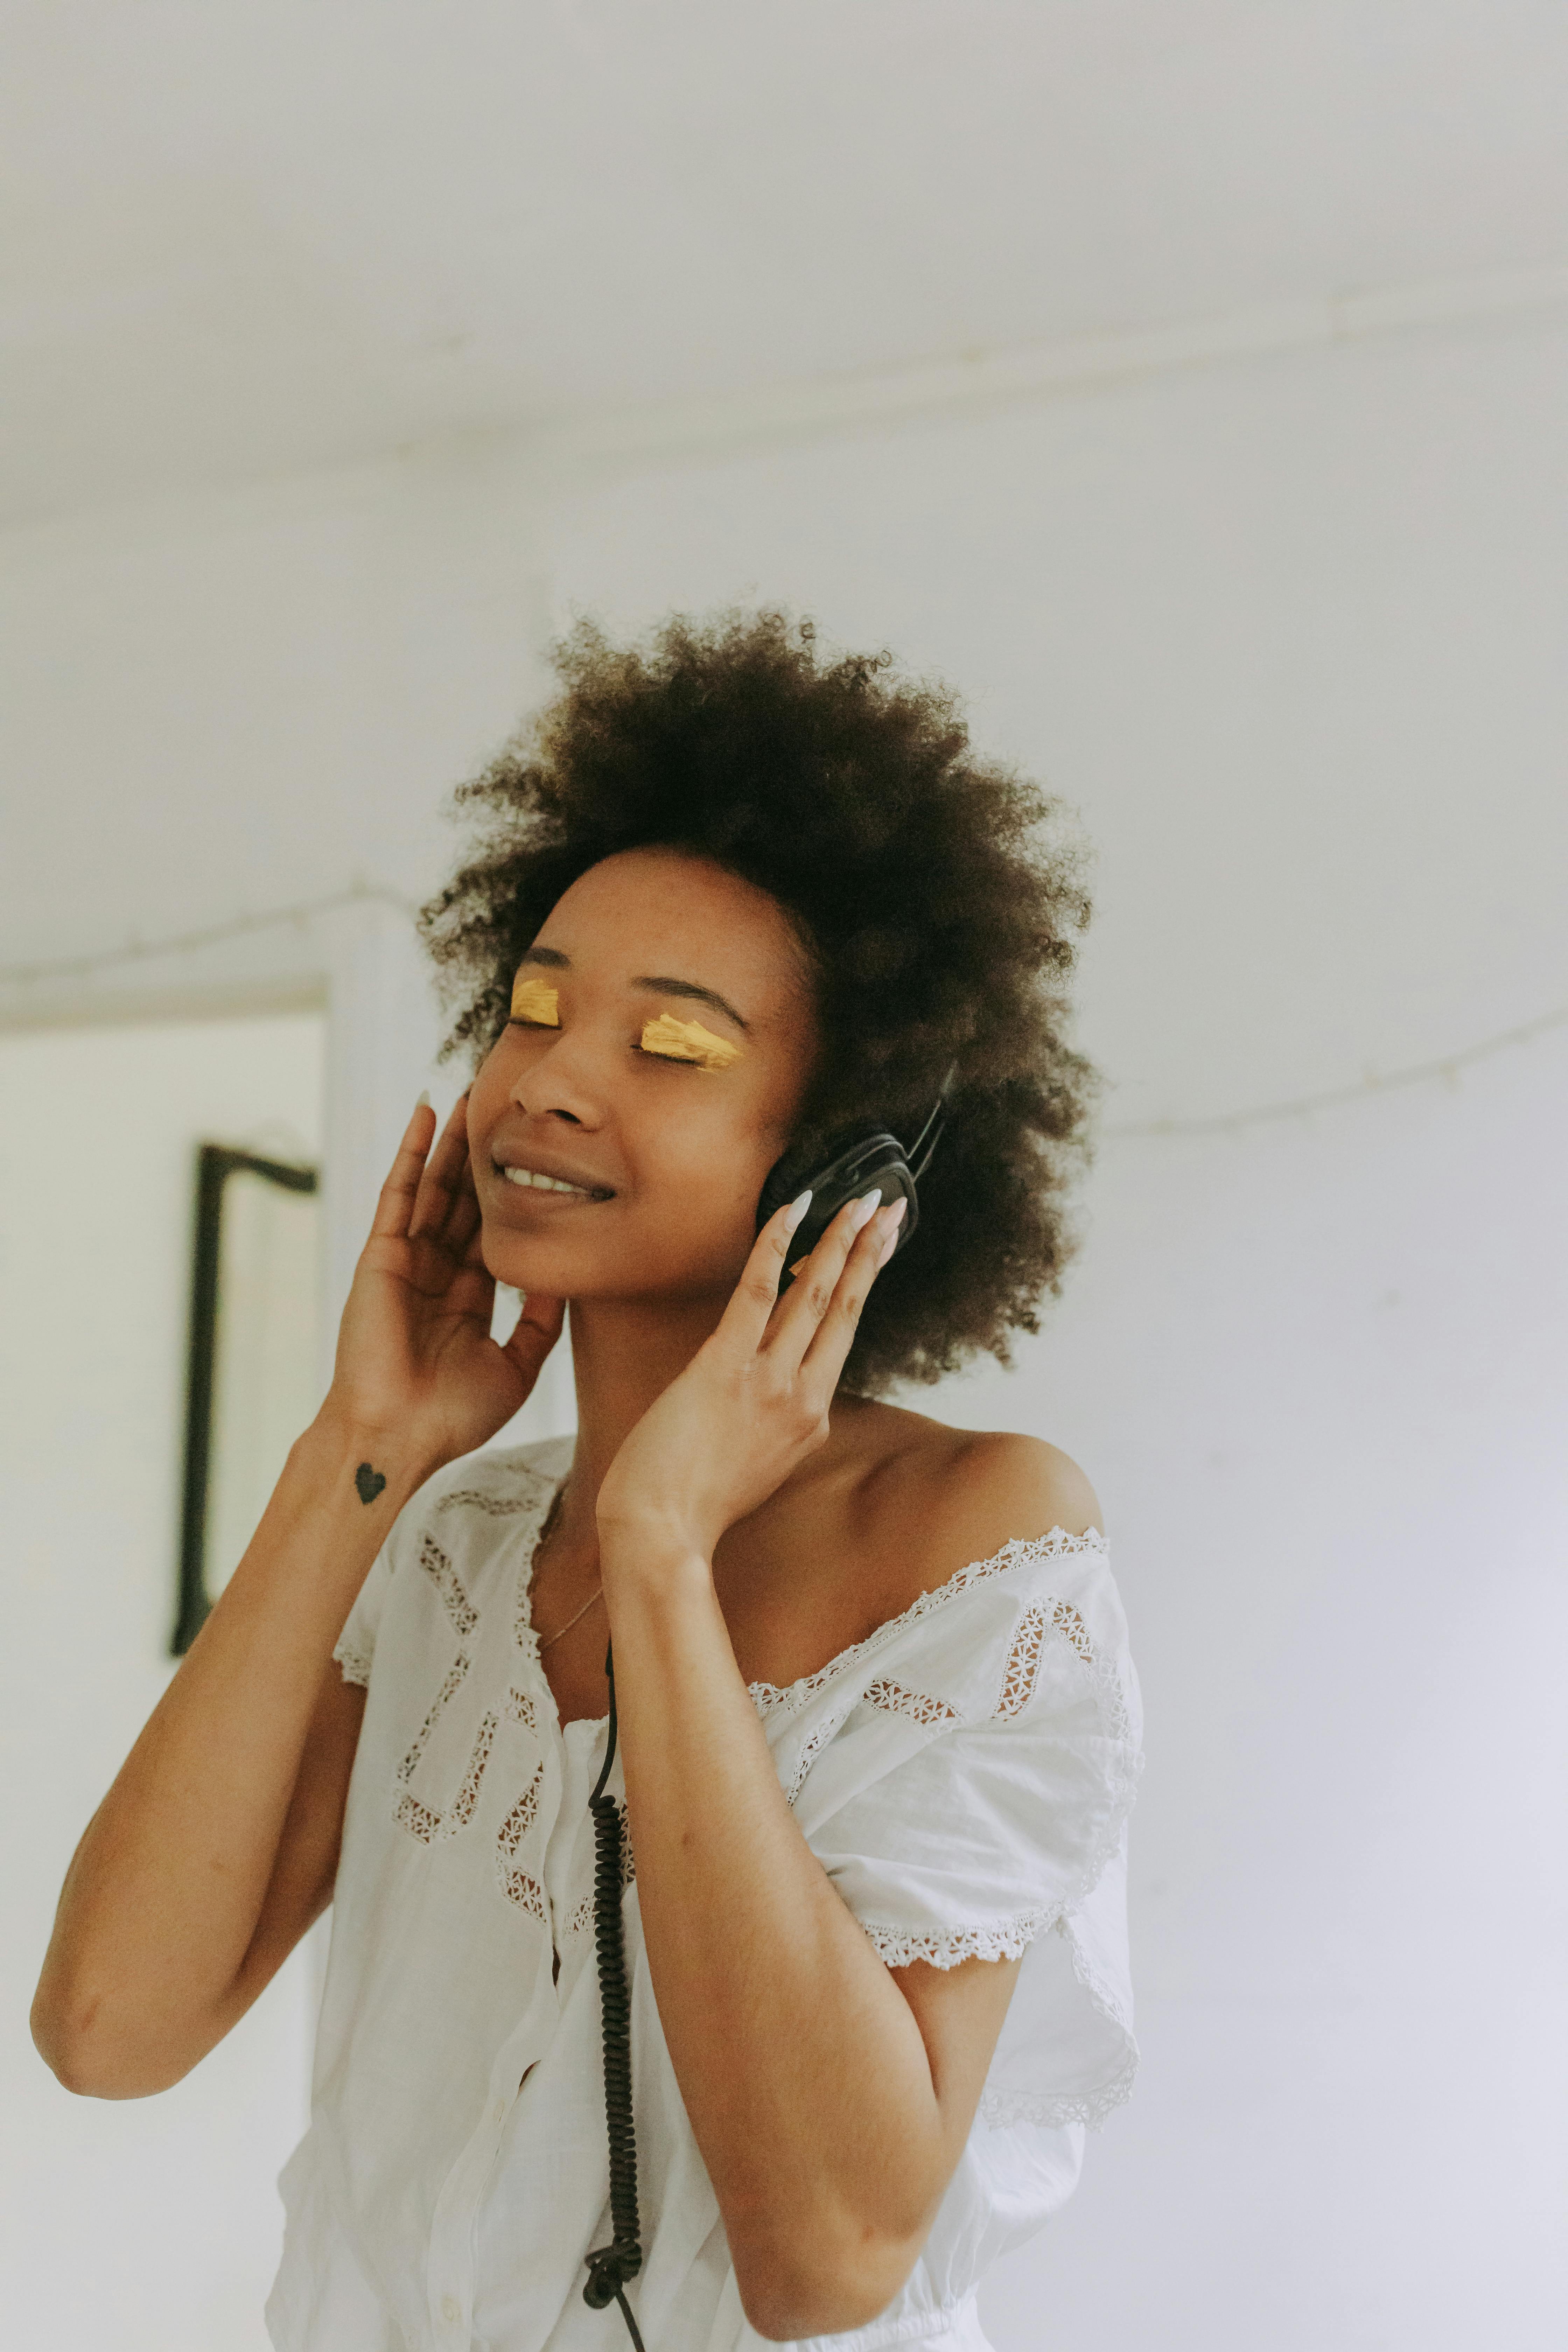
[509,1034,608,1132]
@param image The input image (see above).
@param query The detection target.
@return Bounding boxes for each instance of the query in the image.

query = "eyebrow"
[518,947,750,1033]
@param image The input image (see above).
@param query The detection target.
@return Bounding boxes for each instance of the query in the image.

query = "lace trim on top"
[863,1906,1140,2130]
[436,1485,541,1517]
[979,1928,1140,2130]
[509,1474,561,1677]
[862,1906,1057,1971]
[981,2063,1138,2133]
[746,1525,1112,1720]
[336,1631,374,1689]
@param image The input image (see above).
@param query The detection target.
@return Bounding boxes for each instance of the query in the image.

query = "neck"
[554,1289,730,1551]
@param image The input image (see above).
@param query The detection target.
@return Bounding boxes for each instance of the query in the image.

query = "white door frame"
[0,888,576,1426]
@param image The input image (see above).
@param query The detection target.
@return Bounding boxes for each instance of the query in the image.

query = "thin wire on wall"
[0,883,417,988]
[1104,998,1568,1137]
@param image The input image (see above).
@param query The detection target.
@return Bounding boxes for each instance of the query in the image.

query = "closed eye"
[509,976,561,1027]
[638,1012,743,1072]
[636,1040,703,1065]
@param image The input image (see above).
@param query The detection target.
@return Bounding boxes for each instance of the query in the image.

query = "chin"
[480,1228,589,1296]
[479,1224,731,1305]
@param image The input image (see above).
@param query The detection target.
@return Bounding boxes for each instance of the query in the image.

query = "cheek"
[635,1094,782,1230]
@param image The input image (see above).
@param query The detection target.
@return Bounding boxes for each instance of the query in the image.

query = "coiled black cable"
[582,1640,646,2351]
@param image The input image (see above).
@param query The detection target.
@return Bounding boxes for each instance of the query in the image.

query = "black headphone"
[755,1066,955,1289]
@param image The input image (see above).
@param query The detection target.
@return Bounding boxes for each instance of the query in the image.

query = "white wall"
[2,1015,325,2351]
[531,317,1568,2349]
[955,1052,1568,2348]
[3,306,1565,2346]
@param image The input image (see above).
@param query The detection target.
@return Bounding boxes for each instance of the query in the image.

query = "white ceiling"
[4,0,1567,526]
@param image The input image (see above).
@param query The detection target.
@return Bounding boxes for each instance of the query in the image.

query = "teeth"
[502,1165,590,1196]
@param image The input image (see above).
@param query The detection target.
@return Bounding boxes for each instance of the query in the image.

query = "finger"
[428,1136,481,1250]
[800,1196,905,1380]
[369,1098,440,1238]
[502,1293,566,1388]
[764,1188,884,1367]
[408,1092,472,1239]
[713,1189,815,1354]
[441,1166,482,1256]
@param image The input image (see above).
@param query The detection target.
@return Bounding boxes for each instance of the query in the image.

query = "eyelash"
[507,1016,698,1066]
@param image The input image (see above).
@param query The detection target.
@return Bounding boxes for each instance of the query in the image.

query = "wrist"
[297,1403,445,1513]
[596,1511,715,1596]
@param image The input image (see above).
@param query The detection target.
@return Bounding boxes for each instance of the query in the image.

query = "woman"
[33,612,1142,2352]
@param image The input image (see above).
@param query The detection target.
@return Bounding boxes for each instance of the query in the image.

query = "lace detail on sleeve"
[980,2070,1136,2132]
[978,1932,1140,2130]
[994,1595,1133,1745]
[861,1905,1056,1970]
[749,1525,1111,1719]
[335,1630,374,1688]
[865,1677,961,1729]
[786,1705,855,1804]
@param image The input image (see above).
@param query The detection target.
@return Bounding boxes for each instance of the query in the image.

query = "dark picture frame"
[173,1143,320,1656]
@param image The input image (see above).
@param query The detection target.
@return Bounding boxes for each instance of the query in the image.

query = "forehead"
[533,850,814,1017]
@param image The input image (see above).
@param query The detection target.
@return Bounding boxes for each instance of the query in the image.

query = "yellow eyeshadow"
[510,975,560,1026]
[639,1011,743,1072]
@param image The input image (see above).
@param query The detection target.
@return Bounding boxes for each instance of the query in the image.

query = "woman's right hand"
[319,1093,564,1476]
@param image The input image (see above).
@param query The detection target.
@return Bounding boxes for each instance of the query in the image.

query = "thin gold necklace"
[533,1485,604,1653]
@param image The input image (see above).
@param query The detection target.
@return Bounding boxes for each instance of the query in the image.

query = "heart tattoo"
[355,1463,388,1507]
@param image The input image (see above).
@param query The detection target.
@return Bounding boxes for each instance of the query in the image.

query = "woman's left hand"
[595,1189,906,1562]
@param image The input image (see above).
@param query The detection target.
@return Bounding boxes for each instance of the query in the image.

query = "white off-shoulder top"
[265,1435,1143,2352]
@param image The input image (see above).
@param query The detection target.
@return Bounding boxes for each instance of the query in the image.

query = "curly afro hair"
[420,608,1100,1394]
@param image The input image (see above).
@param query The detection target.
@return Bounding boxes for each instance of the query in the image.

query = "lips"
[491,1154,615,1203]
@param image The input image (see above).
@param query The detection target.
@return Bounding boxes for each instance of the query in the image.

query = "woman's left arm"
[596,1196,1064,2343]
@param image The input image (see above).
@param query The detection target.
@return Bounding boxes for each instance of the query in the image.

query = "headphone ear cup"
[758,1128,918,1292]
[772,1178,864,1284]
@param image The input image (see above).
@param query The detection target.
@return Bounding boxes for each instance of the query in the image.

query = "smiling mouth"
[495,1161,614,1203]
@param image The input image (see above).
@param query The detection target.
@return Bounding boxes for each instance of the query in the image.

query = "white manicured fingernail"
[784,1189,813,1234]
[416,1088,432,1109]
[851,1188,882,1232]
[878,1201,907,1265]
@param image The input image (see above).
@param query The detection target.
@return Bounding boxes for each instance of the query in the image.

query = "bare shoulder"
[833,1400,1104,1623]
[931,1422,1103,1550]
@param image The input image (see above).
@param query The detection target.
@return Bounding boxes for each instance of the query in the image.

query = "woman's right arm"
[30,1096,562,2099]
